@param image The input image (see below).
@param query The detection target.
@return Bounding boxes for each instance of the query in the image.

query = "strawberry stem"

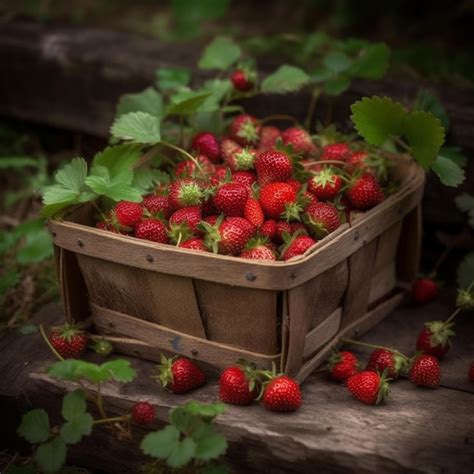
[429,247,451,279]
[160,141,206,179]
[339,338,410,361]
[444,307,462,326]
[304,87,321,130]
[93,415,131,426]
[39,324,64,361]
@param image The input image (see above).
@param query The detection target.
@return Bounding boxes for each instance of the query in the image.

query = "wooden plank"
[92,304,280,370]
[368,262,396,305]
[193,280,279,354]
[77,255,207,338]
[303,308,342,359]
[373,222,402,273]
[396,205,422,283]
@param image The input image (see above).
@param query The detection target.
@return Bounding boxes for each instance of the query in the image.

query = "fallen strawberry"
[262,375,302,412]
[327,350,359,382]
[409,354,440,388]
[154,355,206,394]
[366,348,407,379]
[412,278,439,304]
[219,364,259,405]
[49,323,88,359]
[132,401,155,425]
[347,371,390,405]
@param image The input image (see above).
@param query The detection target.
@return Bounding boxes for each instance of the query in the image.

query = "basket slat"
[303,308,341,359]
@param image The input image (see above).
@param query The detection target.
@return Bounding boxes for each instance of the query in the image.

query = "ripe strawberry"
[347,371,389,405]
[244,198,264,227]
[327,350,359,382]
[233,170,257,192]
[366,349,407,379]
[229,114,260,147]
[274,220,292,244]
[259,182,297,220]
[175,155,215,178]
[308,168,342,201]
[131,402,155,425]
[134,219,169,243]
[191,132,220,163]
[168,179,204,210]
[260,219,277,241]
[230,69,254,92]
[169,206,202,241]
[408,354,440,388]
[303,202,341,238]
[49,323,88,359]
[281,234,317,261]
[321,143,351,162]
[290,222,308,235]
[219,366,258,405]
[412,278,439,304]
[262,375,302,412]
[416,322,454,358]
[469,362,474,382]
[210,165,229,186]
[346,173,384,211]
[179,237,207,251]
[155,355,206,394]
[255,150,293,186]
[143,195,171,219]
[202,216,255,255]
[114,201,143,228]
[258,126,281,152]
[281,127,315,156]
[240,238,276,261]
[214,182,248,217]
[347,151,368,169]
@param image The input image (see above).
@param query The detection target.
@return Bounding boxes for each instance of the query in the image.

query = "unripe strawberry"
[132,402,155,425]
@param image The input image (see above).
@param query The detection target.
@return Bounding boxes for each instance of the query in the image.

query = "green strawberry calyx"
[152,354,177,390]
[425,321,455,348]
[52,323,85,342]
[375,371,391,405]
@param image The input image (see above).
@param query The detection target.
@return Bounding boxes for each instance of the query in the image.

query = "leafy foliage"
[110,112,161,144]
[198,37,241,71]
[116,88,164,119]
[456,193,474,228]
[156,67,191,92]
[261,65,310,94]
[458,252,474,290]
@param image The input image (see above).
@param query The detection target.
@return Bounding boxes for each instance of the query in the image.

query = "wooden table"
[1,293,473,473]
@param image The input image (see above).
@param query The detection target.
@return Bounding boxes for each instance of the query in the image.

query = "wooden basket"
[48,161,424,382]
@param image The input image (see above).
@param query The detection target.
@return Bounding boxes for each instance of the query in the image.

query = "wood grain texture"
[396,205,422,283]
[303,308,342,359]
[373,222,402,273]
[368,262,396,305]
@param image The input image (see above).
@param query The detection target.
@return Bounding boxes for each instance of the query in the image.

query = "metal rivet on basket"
[146,254,154,263]
[77,239,84,247]
[245,272,256,282]
[354,231,359,241]
[290,272,297,280]
[191,349,198,356]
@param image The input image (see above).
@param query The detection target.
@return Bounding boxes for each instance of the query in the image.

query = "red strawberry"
[114,201,143,228]
[412,278,439,304]
[233,170,257,192]
[143,195,171,219]
[168,179,203,210]
[179,237,207,251]
[303,202,341,238]
[262,375,302,412]
[240,238,276,261]
[131,402,155,425]
[244,198,264,227]
[281,234,317,261]
[233,148,257,171]
[469,362,474,382]
[300,191,317,210]
[408,354,440,388]
[229,114,260,147]
[255,150,293,186]
[346,173,384,211]
[347,371,389,405]
[308,168,342,201]
[281,127,315,156]
[202,216,255,255]
[416,322,454,358]
[155,355,206,394]
[169,206,202,242]
[230,69,254,92]
[347,151,368,169]
[48,323,88,359]
[260,219,277,241]
[175,155,215,178]
[134,219,169,244]
[210,165,229,186]
[327,350,359,382]
[321,143,351,162]
[191,132,220,163]
[258,126,281,152]
[366,349,407,379]
[259,182,297,220]
[219,366,258,405]
[214,182,248,217]
[221,138,242,169]
[290,222,308,235]
[274,220,292,244]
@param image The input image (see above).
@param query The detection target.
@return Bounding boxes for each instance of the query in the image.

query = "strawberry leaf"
[261,65,310,94]
[116,88,163,119]
[438,146,467,168]
[91,144,142,181]
[166,91,212,116]
[323,51,352,74]
[61,389,87,421]
[458,252,474,290]
[192,424,228,462]
[350,43,390,79]
[198,37,241,71]
[324,75,351,96]
[183,401,226,420]
[18,409,50,444]
[100,359,137,382]
[36,436,67,474]
[156,67,191,91]
[415,89,450,131]
[110,112,161,144]
[167,437,196,468]
[455,193,474,228]
[431,155,465,187]
[60,412,93,444]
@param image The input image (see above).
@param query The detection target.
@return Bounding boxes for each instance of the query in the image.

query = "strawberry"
[134,219,169,244]
[233,170,257,192]
[347,371,389,405]
[214,182,248,217]
[408,354,440,388]
[219,366,258,405]
[303,202,341,238]
[230,69,254,92]
[290,222,308,235]
[154,355,206,394]
[169,206,202,242]
[321,143,351,162]
[274,220,292,244]
[143,195,171,219]
[244,198,265,227]
[255,150,293,186]
[191,132,220,163]
[202,216,255,255]
[327,350,359,382]
[221,138,242,168]
[308,168,342,201]
[262,375,302,412]
[48,323,88,359]
[366,348,407,379]
[346,173,384,211]
[347,151,368,169]
[131,402,155,425]
[114,201,143,228]
[281,127,315,156]
[229,114,260,147]
[179,237,207,251]
[469,362,474,382]
[175,155,215,178]
[258,126,281,152]
[210,165,229,186]
[412,278,439,304]
[260,219,277,241]
[281,234,317,261]
[416,322,454,358]
[240,238,276,261]
[168,179,204,210]
[259,182,297,220]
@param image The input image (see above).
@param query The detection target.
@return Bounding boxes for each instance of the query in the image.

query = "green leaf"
[311,67,332,83]
[36,436,67,473]
[431,155,465,187]
[415,89,450,131]
[323,51,352,73]
[85,167,142,203]
[18,323,38,335]
[166,91,212,116]
[91,144,142,181]
[458,252,474,289]
[192,424,228,461]
[110,112,161,145]
[18,409,50,444]
[16,228,53,264]
[0,270,20,296]
[48,359,98,382]
[402,110,445,169]
[156,67,191,91]
[183,401,226,420]
[170,407,196,434]
[261,65,310,94]
[438,146,467,168]
[351,96,407,146]
[168,437,196,468]
[456,193,474,228]
[323,75,351,95]
[141,425,181,459]
[5,464,36,474]
[351,43,390,79]
[100,359,137,382]
[198,37,241,70]
[200,465,229,474]
[60,412,93,444]
[116,88,163,119]
[0,156,38,169]
[61,389,86,421]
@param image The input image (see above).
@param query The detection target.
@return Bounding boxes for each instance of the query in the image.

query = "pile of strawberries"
[96,113,386,261]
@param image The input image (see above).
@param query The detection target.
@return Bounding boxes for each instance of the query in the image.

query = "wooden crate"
[48,162,424,382]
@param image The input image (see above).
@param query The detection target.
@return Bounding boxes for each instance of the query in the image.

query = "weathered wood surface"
[1,293,473,474]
